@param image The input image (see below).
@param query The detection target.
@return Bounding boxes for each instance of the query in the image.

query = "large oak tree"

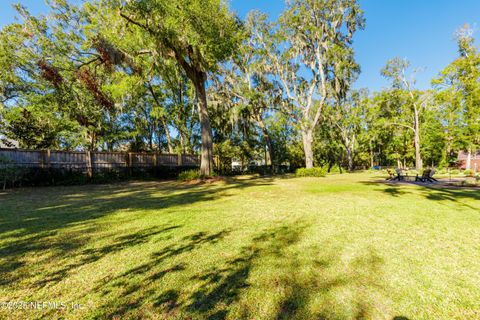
[114,0,242,176]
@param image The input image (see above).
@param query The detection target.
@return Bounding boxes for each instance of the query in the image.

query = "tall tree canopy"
[2,0,480,174]
[253,0,365,168]
[433,25,480,170]
[111,0,243,175]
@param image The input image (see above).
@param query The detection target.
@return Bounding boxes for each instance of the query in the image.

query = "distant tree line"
[1,0,479,175]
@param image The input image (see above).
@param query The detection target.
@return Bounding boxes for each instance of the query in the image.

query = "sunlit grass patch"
[0,173,479,319]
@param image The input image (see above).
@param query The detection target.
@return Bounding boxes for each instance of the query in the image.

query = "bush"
[178,169,201,181]
[0,156,25,190]
[449,169,460,175]
[461,179,479,187]
[464,169,474,177]
[328,165,343,173]
[295,167,327,177]
[0,160,206,188]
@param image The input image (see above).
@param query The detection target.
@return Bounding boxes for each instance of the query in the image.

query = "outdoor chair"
[386,168,405,181]
[415,169,437,183]
[394,168,406,181]
[428,169,438,182]
[386,169,395,180]
[387,168,406,181]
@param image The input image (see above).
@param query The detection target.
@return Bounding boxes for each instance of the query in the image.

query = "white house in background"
[0,137,19,149]
[231,159,267,171]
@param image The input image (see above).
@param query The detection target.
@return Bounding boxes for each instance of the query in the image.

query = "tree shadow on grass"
[0,176,274,236]
[87,224,303,319]
[183,227,300,319]
[88,221,391,319]
[32,225,182,289]
[1,177,396,319]
[92,230,231,319]
[382,187,408,197]
[266,230,388,320]
[0,177,274,290]
[361,180,480,211]
[183,223,388,319]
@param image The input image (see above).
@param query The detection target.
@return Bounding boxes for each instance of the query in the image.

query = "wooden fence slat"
[0,148,200,171]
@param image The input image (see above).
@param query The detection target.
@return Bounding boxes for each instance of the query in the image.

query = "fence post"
[177,154,183,167]
[41,150,50,169]
[127,152,133,176]
[86,151,93,178]
[153,153,158,176]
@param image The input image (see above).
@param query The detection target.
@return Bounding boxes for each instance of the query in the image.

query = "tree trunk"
[148,131,153,151]
[147,83,174,153]
[173,54,213,176]
[194,78,214,177]
[369,140,374,168]
[466,147,472,170]
[256,113,274,171]
[414,107,423,171]
[370,149,374,168]
[179,132,185,154]
[88,131,97,151]
[443,136,452,167]
[302,128,314,169]
[342,134,355,172]
[346,147,354,172]
[163,121,174,154]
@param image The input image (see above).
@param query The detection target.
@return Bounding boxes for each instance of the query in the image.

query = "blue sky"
[2,0,480,91]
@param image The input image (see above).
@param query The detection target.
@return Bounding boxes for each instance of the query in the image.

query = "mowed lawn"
[1,173,479,320]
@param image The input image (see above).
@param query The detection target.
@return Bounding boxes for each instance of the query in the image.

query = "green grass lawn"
[1,173,479,319]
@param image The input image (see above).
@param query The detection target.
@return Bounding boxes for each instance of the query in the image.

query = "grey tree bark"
[413,105,423,171]
[194,77,214,176]
[302,128,314,169]
[466,148,472,170]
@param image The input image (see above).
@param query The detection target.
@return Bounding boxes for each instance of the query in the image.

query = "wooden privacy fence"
[0,148,200,176]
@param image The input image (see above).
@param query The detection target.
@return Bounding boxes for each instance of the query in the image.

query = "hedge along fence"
[0,148,202,188]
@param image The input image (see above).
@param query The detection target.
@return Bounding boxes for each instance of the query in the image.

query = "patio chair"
[428,168,438,182]
[386,169,395,180]
[416,169,437,183]
[394,168,405,181]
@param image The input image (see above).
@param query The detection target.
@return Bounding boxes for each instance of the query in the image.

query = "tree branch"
[385,122,415,132]
[119,12,154,35]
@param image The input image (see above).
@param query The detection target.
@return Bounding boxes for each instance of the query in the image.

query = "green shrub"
[178,169,201,181]
[0,156,17,190]
[327,165,344,173]
[295,167,327,177]
[449,169,460,175]
[464,169,474,177]
[461,179,479,187]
